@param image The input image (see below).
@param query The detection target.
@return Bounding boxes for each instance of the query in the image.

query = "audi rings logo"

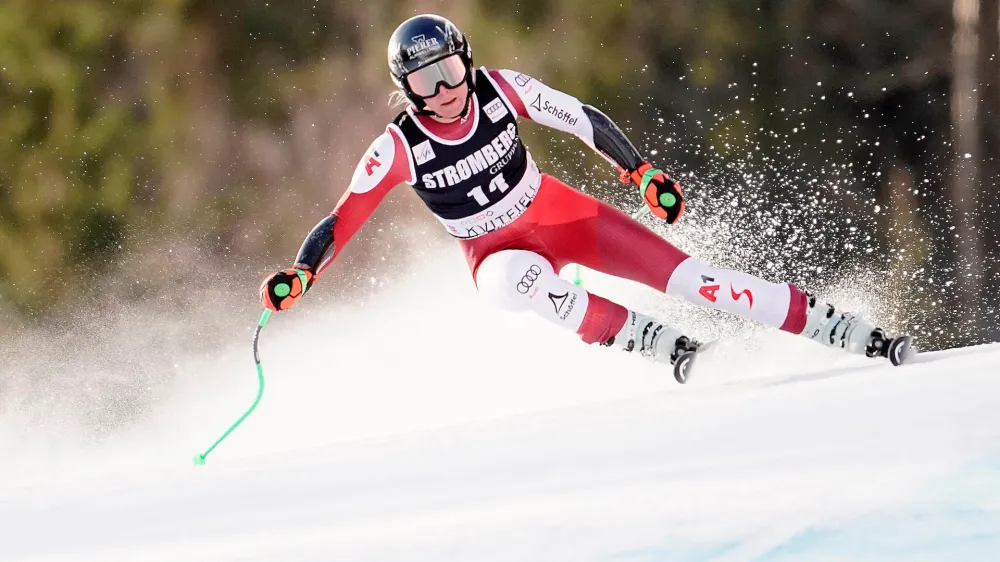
[517,265,542,294]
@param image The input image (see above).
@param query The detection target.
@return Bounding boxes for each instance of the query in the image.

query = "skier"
[259,14,911,380]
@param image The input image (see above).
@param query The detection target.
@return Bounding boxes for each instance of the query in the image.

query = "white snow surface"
[2,249,999,561]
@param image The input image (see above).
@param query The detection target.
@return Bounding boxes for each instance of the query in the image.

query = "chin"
[436,105,462,118]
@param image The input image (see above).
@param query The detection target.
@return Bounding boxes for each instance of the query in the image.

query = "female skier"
[259,14,911,380]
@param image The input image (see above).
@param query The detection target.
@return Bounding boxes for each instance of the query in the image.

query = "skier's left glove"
[259,267,314,311]
[625,162,685,224]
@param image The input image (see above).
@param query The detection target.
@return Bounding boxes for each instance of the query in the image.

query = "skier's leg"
[578,207,902,356]
[529,175,807,332]
[660,258,807,332]
[530,175,902,358]
[474,248,603,340]
[475,249,695,365]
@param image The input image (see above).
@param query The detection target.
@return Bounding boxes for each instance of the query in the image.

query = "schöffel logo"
[549,291,577,320]
[407,35,440,56]
[549,291,567,313]
[529,94,578,127]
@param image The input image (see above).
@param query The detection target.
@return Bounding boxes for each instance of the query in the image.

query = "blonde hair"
[388,90,411,109]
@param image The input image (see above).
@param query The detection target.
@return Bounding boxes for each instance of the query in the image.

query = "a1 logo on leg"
[699,275,720,303]
[699,274,754,308]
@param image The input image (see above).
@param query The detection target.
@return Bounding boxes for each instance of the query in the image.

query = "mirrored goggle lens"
[406,55,468,97]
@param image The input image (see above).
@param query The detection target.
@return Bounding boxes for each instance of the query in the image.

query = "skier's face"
[423,81,469,120]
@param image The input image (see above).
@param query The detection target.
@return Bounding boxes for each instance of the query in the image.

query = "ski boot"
[800,294,913,366]
[603,311,707,383]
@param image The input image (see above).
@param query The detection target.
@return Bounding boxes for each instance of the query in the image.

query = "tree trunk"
[978,0,1000,341]
[951,0,984,337]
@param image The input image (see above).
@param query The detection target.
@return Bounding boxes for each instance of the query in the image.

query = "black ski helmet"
[387,14,474,115]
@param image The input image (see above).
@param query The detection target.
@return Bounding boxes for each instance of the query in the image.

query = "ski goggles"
[405,54,468,98]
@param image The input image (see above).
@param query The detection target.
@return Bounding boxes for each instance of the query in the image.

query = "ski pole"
[573,206,650,286]
[193,308,271,466]
[632,207,651,219]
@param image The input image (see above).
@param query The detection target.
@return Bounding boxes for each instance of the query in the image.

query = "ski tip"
[888,335,914,366]
[698,339,719,355]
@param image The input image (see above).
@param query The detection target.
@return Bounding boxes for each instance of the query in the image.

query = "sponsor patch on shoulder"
[413,140,436,165]
[350,133,396,194]
[483,98,509,123]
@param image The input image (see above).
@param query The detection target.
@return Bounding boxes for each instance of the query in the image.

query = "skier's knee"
[476,249,589,330]
[476,249,554,311]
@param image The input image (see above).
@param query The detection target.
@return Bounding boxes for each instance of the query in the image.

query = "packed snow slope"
[2,250,998,562]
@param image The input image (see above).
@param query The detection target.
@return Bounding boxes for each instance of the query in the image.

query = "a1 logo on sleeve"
[483,98,509,123]
[350,132,396,194]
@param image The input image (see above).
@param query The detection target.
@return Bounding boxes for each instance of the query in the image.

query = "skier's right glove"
[259,267,314,311]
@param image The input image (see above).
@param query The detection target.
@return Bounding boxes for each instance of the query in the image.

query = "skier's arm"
[488,69,644,173]
[488,69,684,223]
[295,127,412,274]
[260,127,413,311]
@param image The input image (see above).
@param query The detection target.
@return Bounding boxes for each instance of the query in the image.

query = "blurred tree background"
[1,0,997,348]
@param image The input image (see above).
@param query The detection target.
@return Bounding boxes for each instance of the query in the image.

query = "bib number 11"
[467,174,510,206]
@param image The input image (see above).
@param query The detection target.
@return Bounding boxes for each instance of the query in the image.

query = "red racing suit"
[305,68,807,344]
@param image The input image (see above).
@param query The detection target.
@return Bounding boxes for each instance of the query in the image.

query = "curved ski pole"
[193,308,271,466]
[573,206,650,286]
